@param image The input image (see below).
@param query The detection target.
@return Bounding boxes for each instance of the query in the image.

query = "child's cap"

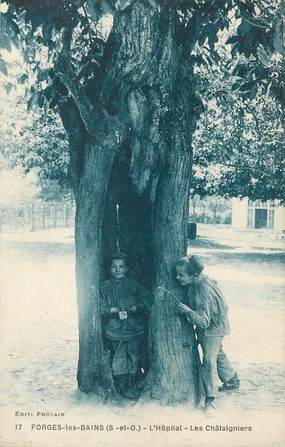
[187,255,204,275]
[110,251,130,266]
[176,255,204,275]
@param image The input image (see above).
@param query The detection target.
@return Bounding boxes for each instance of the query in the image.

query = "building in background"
[232,198,285,232]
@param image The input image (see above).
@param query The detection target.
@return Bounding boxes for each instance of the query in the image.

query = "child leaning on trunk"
[175,255,240,411]
[100,252,150,400]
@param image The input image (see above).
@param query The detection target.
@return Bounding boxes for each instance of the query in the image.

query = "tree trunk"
[73,116,126,394]
[143,152,200,406]
[59,0,201,404]
[75,139,114,394]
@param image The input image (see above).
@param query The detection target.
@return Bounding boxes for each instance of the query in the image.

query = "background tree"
[1,0,283,404]
[191,40,285,201]
[0,67,71,201]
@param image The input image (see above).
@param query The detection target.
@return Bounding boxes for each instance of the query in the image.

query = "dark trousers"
[109,336,143,377]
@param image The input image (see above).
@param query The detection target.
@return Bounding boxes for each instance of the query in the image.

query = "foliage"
[0,88,70,201]
[1,0,283,108]
[190,27,285,202]
[0,0,284,201]
[0,161,40,204]
[192,93,285,201]
[189,194,232,224]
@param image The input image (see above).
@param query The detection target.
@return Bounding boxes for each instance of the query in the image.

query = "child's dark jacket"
[100,277,149,341]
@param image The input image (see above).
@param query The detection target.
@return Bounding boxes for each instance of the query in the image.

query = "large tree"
[1,0,283,404]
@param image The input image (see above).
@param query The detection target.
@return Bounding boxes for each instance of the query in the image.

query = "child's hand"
[129,306,137,312]
[176,302,191,315]
[110,307,119,313]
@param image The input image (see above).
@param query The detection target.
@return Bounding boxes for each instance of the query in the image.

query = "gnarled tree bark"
[58,0,201,405]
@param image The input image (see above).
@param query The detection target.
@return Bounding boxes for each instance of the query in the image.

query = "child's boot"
[122,376,140,400]
[218,372,240,391]
[115,375,127,396]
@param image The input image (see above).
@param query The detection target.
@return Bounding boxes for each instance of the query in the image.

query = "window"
[248,208,254,228]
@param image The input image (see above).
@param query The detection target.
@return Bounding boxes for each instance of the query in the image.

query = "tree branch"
[239,13,270,30]
[54,27,96,136]
[58,97,87,191]
[55,55,96,136]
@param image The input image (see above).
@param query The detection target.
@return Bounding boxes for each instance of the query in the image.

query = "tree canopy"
[1,0,284,202]
[1,0,284,115]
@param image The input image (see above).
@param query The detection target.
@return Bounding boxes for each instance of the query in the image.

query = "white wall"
[232,198,248,229]
[274,206,285,232]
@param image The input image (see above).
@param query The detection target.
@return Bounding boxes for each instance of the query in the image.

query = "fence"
[0,201,75,232]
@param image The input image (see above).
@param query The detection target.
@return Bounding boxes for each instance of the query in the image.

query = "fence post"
[21,208,25,232]
[54,203,57,227]
[31,204,36,231]
[65,205,68,227]
[42,205,45,229]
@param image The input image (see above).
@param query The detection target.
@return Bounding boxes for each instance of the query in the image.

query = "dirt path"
[0,227,284,447]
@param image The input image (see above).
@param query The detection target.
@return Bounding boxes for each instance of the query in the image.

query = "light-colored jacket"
[186,274,230,337]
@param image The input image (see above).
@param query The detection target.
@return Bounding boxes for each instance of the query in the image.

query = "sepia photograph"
[0,0,284,446]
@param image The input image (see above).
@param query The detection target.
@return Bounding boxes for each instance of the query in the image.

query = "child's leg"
[217,345,236,384]
[199,336,223,398]
[126,336,143,377]
[114,337,143,400]
[109,340,129,396]
[111,340,127,376]
[110,338,142,378]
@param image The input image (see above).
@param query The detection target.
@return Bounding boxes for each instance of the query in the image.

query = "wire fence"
[0,201,75,232]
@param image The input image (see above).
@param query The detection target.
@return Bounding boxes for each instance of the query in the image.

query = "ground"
[0,224,284,447]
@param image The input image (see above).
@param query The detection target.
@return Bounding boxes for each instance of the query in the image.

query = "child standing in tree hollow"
[100,253,149,400]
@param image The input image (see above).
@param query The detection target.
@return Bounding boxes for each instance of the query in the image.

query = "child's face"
[176,265,195,286]
[110,259,128,279]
